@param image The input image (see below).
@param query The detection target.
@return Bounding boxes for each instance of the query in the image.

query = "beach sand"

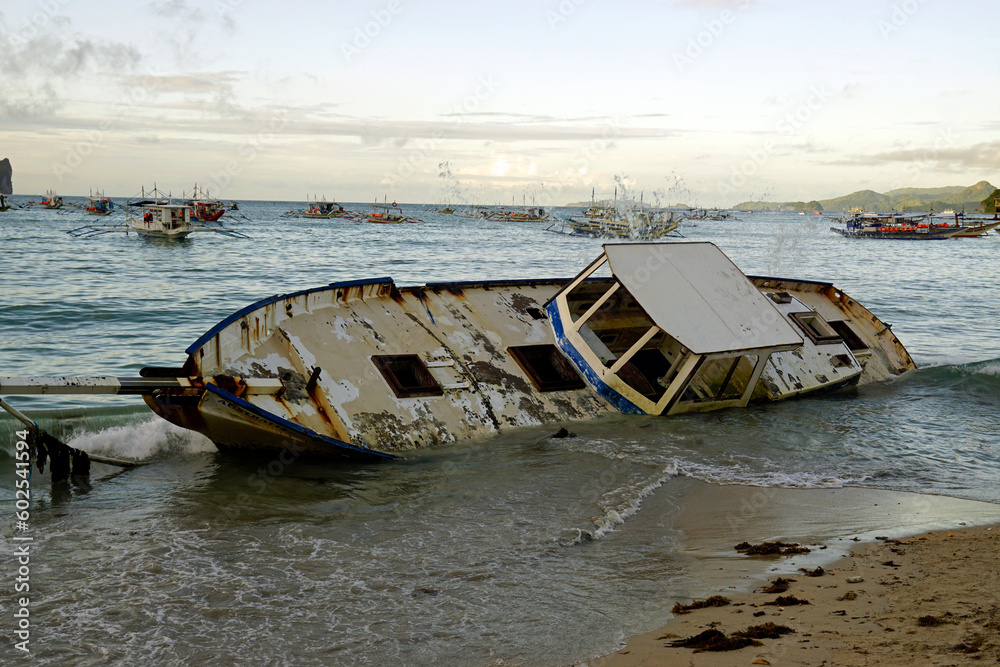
[587,484,1000,666]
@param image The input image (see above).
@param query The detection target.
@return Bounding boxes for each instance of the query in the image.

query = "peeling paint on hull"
[147,244,915,459]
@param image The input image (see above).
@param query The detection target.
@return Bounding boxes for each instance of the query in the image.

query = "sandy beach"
[587,484,1000,666]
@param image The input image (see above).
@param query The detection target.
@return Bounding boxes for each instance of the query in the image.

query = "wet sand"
[587,484,1000,666]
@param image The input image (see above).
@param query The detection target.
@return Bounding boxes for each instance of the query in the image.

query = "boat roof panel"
[603,242,803,354]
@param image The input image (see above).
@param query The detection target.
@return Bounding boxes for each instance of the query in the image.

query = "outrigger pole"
[0,376,195,470]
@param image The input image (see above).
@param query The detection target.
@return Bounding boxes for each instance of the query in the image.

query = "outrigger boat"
[84,190,114,216]
[300,196,348,219]
[831,212,962,239]
[181,185,226,222]
[1,243,914,462]
[367,198,413,224]
[42,190,63,209]
[67,187,248,240]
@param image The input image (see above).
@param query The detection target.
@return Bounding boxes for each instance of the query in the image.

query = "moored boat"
[182,185,226,222]
[43,190,63,209]
[85,190,114,216]
[1,242,915,462]
[367,198,412,223]
[300,196,348,219]
[831,212,961,239]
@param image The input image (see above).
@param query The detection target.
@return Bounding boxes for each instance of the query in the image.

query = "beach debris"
[734,541,811,556]
[880,560,900,567]
[837,591,858,601]
[668,623,795,652]
[761,577,794,593]
[846,576,864,583]
[549,427,577,438]
[753,611,766,617]
[671,595,731,614]
[763,595,810,607]
[916,614,950,627]
[667,629,761,652]
[799,566,825,577]
[954,633,985,654]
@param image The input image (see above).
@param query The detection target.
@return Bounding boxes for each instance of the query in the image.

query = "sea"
[2,198,999,665]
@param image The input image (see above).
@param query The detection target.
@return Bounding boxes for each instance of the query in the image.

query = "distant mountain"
[735,181,996,212]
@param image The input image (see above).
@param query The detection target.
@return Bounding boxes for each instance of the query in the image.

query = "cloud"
[836,141,1000,170]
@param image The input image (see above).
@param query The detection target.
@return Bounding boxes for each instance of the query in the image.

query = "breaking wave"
[65,417,216,460]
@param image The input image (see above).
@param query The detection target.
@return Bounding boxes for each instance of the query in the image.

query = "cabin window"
[371,355,444,398]
[680,355,758,403]
[827,320,868,352]
[508,345,586,392]
[789,312,843,345]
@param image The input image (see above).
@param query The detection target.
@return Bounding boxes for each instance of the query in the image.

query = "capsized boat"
[1,243,915,462]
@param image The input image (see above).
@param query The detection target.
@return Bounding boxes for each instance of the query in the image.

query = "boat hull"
[148,247,915,458]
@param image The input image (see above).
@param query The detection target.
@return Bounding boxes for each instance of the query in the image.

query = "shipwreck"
[1,242,915,462]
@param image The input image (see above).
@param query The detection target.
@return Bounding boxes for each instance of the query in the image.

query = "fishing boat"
[67,187,249,240]
[929,212,1000,238]
[437,207,455,214]
[485,205,548,222]
[84,190,114,216]
[182,185,226,222]
[831,212,962,239]
[300,196,348,219]
[367,198,412,223]
[0,194,9,212]
[1,242,915,462]
[43,190,63,209]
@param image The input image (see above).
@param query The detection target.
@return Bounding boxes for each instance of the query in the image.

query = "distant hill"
[735,181,996,212]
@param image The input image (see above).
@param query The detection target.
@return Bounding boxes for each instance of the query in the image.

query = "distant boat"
[551,207,680,240]
[229,201,239,211]
[67,186,248,240]
[182,185,226,222]
[0,194,10,212]
[367,198,413,224]
[437,207,455,214]
[485,206,548,223]
[831,212,961,239]
[43,190,63,209]
[301,196,347,219]
[84,190,114,216]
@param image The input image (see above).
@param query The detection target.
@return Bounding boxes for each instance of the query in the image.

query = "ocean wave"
[65,418,216,461]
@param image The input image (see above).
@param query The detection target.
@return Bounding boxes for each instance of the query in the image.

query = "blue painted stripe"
[545,301,645,415]
[203,383,396,461]
[186,277,394,355]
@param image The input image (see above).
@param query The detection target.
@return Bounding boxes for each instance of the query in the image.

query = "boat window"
[827,321,868,352]
[789,312,843,345]
[371,355,444,398]
[680,355,759,403]
[508,345,586,392]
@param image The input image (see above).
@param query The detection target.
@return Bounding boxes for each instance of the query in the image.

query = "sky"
[1,0,998,206]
